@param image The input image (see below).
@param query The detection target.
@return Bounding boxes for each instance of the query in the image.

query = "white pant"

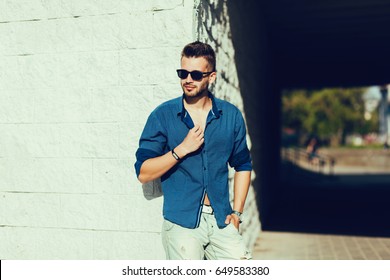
[161,213,251,260]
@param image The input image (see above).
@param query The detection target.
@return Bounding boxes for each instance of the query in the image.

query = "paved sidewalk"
[252,231,390,260]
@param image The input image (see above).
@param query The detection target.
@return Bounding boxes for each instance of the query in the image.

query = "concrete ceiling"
[263,0,390,87]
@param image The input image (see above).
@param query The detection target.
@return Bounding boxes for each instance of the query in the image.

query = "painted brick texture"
[0,0,192,260]
[0,0,261,259]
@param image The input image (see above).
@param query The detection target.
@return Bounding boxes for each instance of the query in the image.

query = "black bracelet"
[171,149,181,161]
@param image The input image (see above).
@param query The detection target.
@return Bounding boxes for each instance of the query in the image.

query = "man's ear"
[209,71,217,84]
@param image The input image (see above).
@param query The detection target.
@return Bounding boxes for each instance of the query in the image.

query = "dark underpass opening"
[275,86,390,237]
[227,0,390,237]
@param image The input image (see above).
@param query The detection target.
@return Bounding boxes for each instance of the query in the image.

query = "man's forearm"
[232,171,251,213]
[137,144,189,184]
[138,151,178,183]
[138,125,204,184]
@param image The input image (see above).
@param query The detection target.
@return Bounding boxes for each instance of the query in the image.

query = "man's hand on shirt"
[176,124,204,157]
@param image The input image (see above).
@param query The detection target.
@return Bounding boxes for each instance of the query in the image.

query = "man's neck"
[184,91,211,112]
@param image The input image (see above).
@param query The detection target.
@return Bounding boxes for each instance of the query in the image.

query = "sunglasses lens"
[190,71,203,81]
[176,70,206,81]
[177,70,189,79]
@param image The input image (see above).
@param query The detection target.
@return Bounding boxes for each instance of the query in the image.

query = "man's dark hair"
[181,41,216,72]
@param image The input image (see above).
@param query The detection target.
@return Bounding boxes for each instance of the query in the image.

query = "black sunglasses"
[176,69,214,81]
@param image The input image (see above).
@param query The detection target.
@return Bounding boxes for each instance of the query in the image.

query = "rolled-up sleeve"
[228,111,252,172]
[134,111,167,178]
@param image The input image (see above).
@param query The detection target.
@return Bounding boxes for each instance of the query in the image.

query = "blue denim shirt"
[135,93,252,229]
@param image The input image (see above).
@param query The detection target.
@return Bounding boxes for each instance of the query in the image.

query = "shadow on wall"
[193,1,262,249]
[142,179,163,200]
[225,0,278,224]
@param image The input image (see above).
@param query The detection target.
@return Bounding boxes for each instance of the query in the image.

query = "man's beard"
[182,84,208,99]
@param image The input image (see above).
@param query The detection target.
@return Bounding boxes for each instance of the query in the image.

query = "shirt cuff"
[234,161,252,172]
[135,148,162,177]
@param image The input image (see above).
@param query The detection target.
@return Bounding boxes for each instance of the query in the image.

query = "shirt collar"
[177,92,222,118]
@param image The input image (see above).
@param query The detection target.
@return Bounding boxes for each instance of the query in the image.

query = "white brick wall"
[0,0,194,260]
[0,0,261,259]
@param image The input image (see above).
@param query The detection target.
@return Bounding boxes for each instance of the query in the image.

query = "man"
[134,41,252,260]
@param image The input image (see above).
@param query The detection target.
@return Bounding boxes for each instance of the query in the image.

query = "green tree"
[282,87,379,146]
[282,90,310,136]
